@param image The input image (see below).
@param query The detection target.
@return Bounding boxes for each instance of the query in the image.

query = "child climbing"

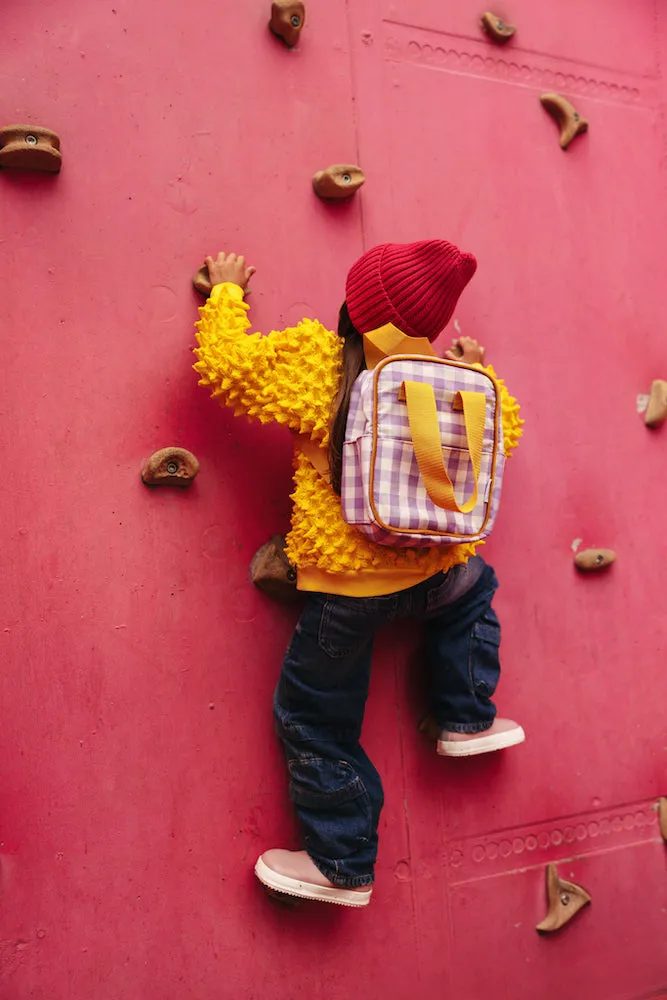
[193,240,524,908]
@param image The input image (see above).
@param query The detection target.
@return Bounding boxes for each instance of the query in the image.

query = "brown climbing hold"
[418,715,441,742]
[269,0,305,48]
[481,11,516,43]
[574,549,616,573]
[540,94,588,150]
[536,863,591,934]
[250,535,300,603]
[645,379,667,429]
[312,165,366,201]
[0,125,62,173]
[193,265,213,298]
[659,798,667,842]
[141,447,199,488]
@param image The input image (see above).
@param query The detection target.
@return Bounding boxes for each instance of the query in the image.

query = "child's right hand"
[444,336,486,365]
[205,252,256,291]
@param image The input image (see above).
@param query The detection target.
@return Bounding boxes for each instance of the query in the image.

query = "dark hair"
[328,302,366,495]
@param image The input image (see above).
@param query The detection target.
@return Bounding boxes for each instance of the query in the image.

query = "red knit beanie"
[345,239,477,342]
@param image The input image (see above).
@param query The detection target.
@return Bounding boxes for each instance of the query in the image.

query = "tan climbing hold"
[536,863,591,934]
[645,379,667,429]
[0,125,61,173]
[250,535,300,603]
[141,447,199,488]
[193,265,213,298]
[269,0,305,48]
[481,11,516,43]
[540,94,588,150]
[574,548,616,572]
[312,165,366,200]
[659,798,667,842]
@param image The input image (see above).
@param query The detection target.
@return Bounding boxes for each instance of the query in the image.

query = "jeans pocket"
[468,610,501,699]
[288,756,372,857]
[318,598,370,659]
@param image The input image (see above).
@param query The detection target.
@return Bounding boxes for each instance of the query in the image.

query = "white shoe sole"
[254,856,372,908]
[437,725,526,757]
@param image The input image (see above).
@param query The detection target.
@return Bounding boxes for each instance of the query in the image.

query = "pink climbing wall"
[1,1,667,998]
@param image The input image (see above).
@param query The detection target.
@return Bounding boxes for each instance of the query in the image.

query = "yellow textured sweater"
[194,282,523,596]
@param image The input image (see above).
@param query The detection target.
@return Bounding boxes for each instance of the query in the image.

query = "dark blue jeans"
[274,556,501,888]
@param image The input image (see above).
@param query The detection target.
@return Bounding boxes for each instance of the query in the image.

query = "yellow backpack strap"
[400,381,486,513]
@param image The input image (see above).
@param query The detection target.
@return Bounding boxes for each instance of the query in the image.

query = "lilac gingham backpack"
[341,354,505,547]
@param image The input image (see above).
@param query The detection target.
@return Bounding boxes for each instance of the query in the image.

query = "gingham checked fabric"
[341,357,505,547]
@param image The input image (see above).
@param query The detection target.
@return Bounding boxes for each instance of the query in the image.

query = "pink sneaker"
[254,849,373,908]
[437,718,525,757]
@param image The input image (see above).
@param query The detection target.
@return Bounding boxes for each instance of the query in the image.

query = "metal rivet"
[25,134,38,146]
[497,20,504,28]
[342,173,352,184]
[167,461,179,475]
[290,14,301,26]
[287,569,297,582]
[560,893,570,906]
[595,554,604,564]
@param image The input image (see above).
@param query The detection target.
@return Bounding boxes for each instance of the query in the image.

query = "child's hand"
[205,252,256,291]
[444,336,486,365]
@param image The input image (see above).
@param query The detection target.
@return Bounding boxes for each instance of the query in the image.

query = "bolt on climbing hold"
[536,863,591,934]
[659,798,667,842]
[644,379,667,429]
[540,94,588,150]
[269,0,305,48]
[141,447,199,488]
[312,164,366,201]
[0,125,62,173]
[574,549,616,572]
[250,535,300,603]
[481,11,516,43]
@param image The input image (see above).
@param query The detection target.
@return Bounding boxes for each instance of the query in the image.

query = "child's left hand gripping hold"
[205,251,256,291]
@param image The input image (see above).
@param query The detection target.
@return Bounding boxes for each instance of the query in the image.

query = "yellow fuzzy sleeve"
[484,364,524,457]
[193,283,342,443]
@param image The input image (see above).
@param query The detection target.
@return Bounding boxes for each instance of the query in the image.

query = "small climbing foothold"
[659,798,667,842]
[540,94,588,150]
[141,447,199,488]
[574,549,616,572]
[0,125,61,173]
[536,863,591,934]
[418,715,441,742]
[250,535,301,604]
[269,0,305,47]
[312,164,366,201]
[481,11,516,43]
[645,379,667,429]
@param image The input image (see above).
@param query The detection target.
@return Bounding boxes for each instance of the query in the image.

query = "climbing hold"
[481,11,516,43]
[312,165,366,200]
[141,447,199,488]
[269,0,305,48]
[540,94,588,150]
[250,535,300,603]
[659,798,667,842]
[574,549,616,572]
[418,715,441,742]
[193,265,213,298]
[536,863,591,934]
[0,125,62,173]
[192,264,251,300]
[645,379,667,429]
